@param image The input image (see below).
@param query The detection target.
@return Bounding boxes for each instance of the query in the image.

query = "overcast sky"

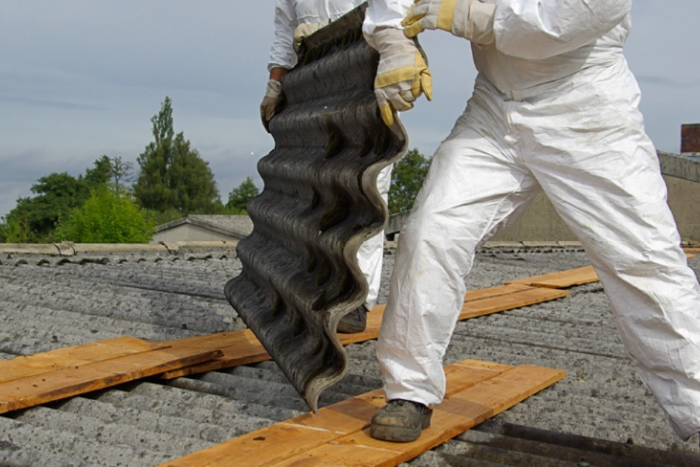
[1,1,699,219]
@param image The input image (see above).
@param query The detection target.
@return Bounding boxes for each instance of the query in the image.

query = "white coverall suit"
[364,0,700,440]
[270,0,392,311]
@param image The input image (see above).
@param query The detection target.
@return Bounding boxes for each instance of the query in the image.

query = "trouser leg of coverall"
[377,85,542,407]
[357,164,393,310]
[516,69,700,439]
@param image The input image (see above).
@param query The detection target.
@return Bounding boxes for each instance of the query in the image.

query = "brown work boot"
[370,399,432,442]
[337,305,368,333]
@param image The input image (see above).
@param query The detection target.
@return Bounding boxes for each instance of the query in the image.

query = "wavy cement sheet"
[224,5,408,412]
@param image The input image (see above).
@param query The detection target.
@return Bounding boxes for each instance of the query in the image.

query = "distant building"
[151,215,254,244]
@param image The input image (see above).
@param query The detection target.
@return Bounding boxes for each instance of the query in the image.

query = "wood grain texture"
[0,345,222,414]
[505,266,599,289]
[0,337,167,384]
[157,360,565,467]
[161,285,565,379]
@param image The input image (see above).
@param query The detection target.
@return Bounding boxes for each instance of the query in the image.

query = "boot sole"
[370,410,432,443]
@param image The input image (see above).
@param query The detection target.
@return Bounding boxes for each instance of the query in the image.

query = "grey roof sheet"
[1,244,699,466]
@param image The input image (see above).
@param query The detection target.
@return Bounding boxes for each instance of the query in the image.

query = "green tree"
[388,148,432,214]
[56,184,154,244]
[226,176,260,213]
[1,172,91,242]
[133,97,221,214]
[83,155,112,188]
[86,155,133,194]
[0,156,137,243]
[0,211,33,243]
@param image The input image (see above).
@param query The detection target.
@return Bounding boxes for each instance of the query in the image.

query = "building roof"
[155,215,254,240]
[0,243,698,466]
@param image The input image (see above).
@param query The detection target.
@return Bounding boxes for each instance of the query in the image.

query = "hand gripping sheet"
[224,4,407,412]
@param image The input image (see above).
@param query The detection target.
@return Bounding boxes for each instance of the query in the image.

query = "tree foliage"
[55,184,154,244]
[0,172,91,242]
[133,97,221,214]
[388,148,432,214]
[0,156,138,243]
[226,176,260,213]
[0,211,33,243]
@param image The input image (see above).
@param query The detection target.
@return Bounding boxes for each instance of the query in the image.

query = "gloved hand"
[293,20,331,52]
[372,27,433,127]
[260,79,283,133]
[402,0,496,45]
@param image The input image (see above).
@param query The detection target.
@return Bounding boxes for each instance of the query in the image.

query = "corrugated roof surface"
[1,244,698,466]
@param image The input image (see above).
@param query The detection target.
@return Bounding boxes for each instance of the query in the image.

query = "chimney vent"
[681,124,700,155]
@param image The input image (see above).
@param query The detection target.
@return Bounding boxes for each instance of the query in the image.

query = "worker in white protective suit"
[262,0,394,333]
[363,0,700,445]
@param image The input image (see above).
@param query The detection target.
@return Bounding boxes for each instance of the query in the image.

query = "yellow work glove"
[372,27,433,127]
[260,79,283,133]
[402,0,496,45]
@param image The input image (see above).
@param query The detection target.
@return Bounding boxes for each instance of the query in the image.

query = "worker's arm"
[363,0,413,48]
[492,0,632,59]
[261,0,296,132]
[268,0,298,72]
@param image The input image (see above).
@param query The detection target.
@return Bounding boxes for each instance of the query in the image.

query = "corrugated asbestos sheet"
[225,4,407,412]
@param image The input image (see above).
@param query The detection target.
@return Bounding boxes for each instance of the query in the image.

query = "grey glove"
[260,79,283,133]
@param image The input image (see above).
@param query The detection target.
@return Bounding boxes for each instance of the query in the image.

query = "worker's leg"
[357,163,393,310]
[378,83,541,407]
[339,165,394,334]
[523,60,700,440]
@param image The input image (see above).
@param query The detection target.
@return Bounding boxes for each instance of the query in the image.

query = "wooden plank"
[505,266,598,289]
[161,286,567,379]
[157,360,564,467]
[158,330,270,378]
[464,283,534,301]
[0,347,223,414]
[276,365,565,467]
[459,286,568,320]
[0,337,168,384]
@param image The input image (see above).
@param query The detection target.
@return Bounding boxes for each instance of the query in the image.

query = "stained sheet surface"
[225,5,407,412]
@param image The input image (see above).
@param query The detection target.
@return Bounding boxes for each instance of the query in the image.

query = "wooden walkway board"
[0,340,223,414]
[160,284,567,379]
[157,359,565,467]
[460,286,568,320]
[0,336,168,384]
[505,265,599,289]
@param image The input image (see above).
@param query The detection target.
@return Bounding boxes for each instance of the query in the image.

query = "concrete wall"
[489,193,576,242]
[387,156,700,243]
[664,174,700,242]
[489,174,700,243]
[151,224,239,244]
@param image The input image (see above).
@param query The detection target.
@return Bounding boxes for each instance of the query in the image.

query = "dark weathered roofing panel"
[224,5,407,412]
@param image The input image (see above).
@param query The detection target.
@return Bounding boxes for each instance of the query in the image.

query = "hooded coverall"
[269,0,391,311]
[364,0,700,440]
